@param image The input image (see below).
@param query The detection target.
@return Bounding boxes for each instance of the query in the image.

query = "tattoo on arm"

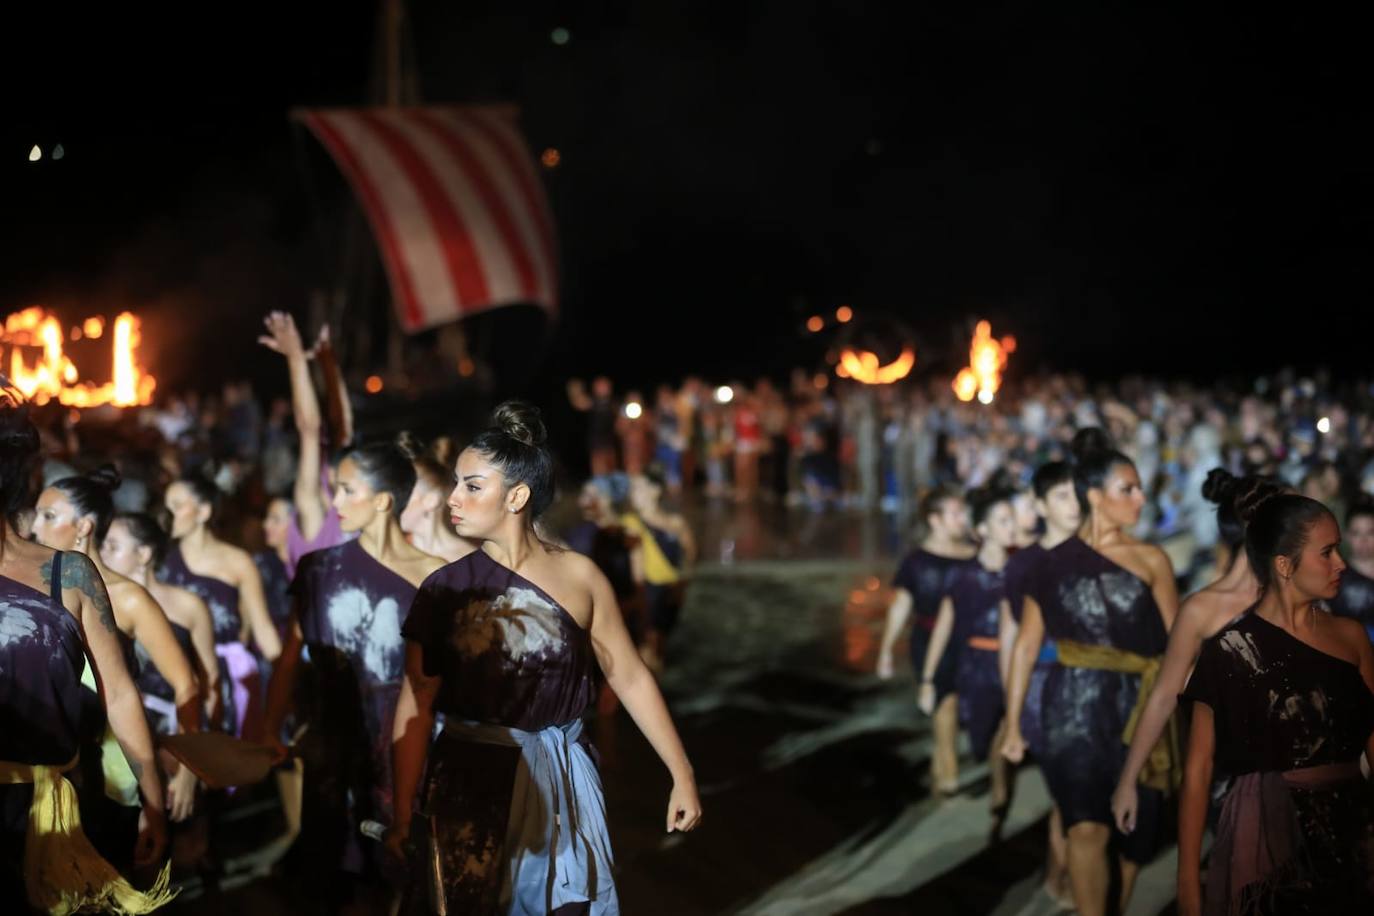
[59,552,119,634]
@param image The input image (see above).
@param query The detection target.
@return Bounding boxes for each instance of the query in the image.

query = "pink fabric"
[285,506,347,580]
[216,641,261,742]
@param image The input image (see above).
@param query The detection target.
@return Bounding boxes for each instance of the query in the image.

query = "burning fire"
[953,320,1016,404]
[3,307,156,407]
[837,346,915,385]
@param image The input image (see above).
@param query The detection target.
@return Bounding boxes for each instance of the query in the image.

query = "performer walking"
[1002,430,1178,916]
[876,486,974,794]
[388,403,701,914]
[1179,494,1374,914]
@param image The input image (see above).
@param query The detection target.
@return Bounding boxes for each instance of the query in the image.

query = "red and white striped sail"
[295,106,558,332]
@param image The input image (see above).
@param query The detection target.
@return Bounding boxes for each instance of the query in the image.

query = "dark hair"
[343,439,418,519]
[1243,494,1334,591]
[112,512,171,567]
[397,431,455,490]
[920,484,964,524]
[50,464,122,541]
[1031,460,1074,499]
[969,486,1015,527]
[1069,427,1134,516]
[174,473,221,519]
[1347,496,1374,530]
[1201,469,1286,552]
[468,401,555,519]
[0,384,40,516]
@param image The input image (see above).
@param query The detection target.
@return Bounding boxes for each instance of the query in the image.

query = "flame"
[3,307,156,407]
[952,320,1012,403]
[838,345,915,385]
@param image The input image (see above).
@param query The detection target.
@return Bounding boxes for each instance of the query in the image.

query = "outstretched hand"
[257,311,308,360]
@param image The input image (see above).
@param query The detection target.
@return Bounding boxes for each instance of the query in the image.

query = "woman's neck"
[359,515,408,565]
[483,524,541,572]
[1040,522,1077,550]
[1081,512,1123,549]
[275,542,289,565]
[1216,550,1257,593]
[132,564,156,591]
[923,532,961,555]
[181,526,212,553]
[978,541,1008,571]
[1255,583,1319,633]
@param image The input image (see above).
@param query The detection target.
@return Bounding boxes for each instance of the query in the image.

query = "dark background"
[3,2,1369,402]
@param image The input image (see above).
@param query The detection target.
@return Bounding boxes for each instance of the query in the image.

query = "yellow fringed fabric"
[0,755,177,915]
[1055,639,1182,792]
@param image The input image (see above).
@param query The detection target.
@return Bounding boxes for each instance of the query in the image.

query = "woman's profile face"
[31,488,82,551]
[1094,463,1145,528]
[979,502,1018,550]
[1347,515,1374,563]
[1288,514,1345,601]
[164,482,205,539]
[262,498,293,550]
[332,458,381,534]
[448,449,509,540]
[100,519,146,578]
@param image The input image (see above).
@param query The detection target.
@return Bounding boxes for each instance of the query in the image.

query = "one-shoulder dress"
[401,549,617,915]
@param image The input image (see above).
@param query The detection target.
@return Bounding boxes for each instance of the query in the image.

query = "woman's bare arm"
[388,643,439,857]
[1001,596,1046,763]
[230,549,281,661]
[1177,703,1215,916]
[122,584,200,734]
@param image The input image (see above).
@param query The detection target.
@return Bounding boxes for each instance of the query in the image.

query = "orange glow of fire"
[3,307,156,407]
[952,319,1014,404]
[837,346,915,385]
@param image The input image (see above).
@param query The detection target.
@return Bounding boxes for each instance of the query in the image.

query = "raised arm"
[259,311,326,540]
[587,561,701,832]
[60,553,166,865]
[1112,594,1212,832]
[875,587,913,679]
[1001,595,1046,763]
[314,326,354,449]
[918,596,955,715]
[231,549,281,662]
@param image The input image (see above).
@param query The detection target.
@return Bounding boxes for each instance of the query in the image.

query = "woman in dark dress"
[255,495,295,640]
[876,485,974,794]
[388,402,701,915]
[919,486,1017,812]
[0,388,171,910]
[263,439,443,912]
[1330,499,1374,641]
[1002,429,1178,916]
[997,460,1080,906]
[1179,494,1374,915]
[162,475,280,738]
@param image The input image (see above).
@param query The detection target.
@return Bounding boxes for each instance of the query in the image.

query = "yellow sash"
[0,755,175,915]
[621,513,681,585]
[1055,639,1181,792]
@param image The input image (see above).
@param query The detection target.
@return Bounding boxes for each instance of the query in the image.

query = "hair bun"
[1201,468,1237,506]
[490,401,547,448]
[395,430,425,463]
[1235,476,1287,525]
[1069,426,1115,464]
[86,463,122,493]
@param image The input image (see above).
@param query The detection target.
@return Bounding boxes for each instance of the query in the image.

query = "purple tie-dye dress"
[400,549,612,915]
[290,539,415,876]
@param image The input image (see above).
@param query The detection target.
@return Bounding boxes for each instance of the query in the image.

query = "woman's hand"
[166,765,199,823]
[257,311,307,360]
[1111,778,1139,834]
[666,778,703,833]
[134,805,168,867]
[917,682,935,715]
[1000,728,1028,765]
[876,649,894,680]
[382,821,411,865]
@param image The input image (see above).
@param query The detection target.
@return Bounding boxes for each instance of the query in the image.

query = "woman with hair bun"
[1110,470,1285,835]
[1330,499,1374,641]
[398,431,478,563]
[32,467,207,822]
[389,401,701,915]
[262,438,444,911]
[1002,428,1179,916]
[1178,495,1374,915]
[0,386,172,908]
[162,472,281,737]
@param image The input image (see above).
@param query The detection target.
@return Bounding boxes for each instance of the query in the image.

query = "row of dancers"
[1,312,703,914]
[878,427,1374,915]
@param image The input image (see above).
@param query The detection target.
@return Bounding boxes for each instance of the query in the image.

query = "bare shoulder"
[1326,613,1372,658]
[214,541,256,575]
[163,584,212,624]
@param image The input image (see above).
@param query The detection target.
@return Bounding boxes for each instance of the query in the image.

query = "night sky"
[4,4,1369,401]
